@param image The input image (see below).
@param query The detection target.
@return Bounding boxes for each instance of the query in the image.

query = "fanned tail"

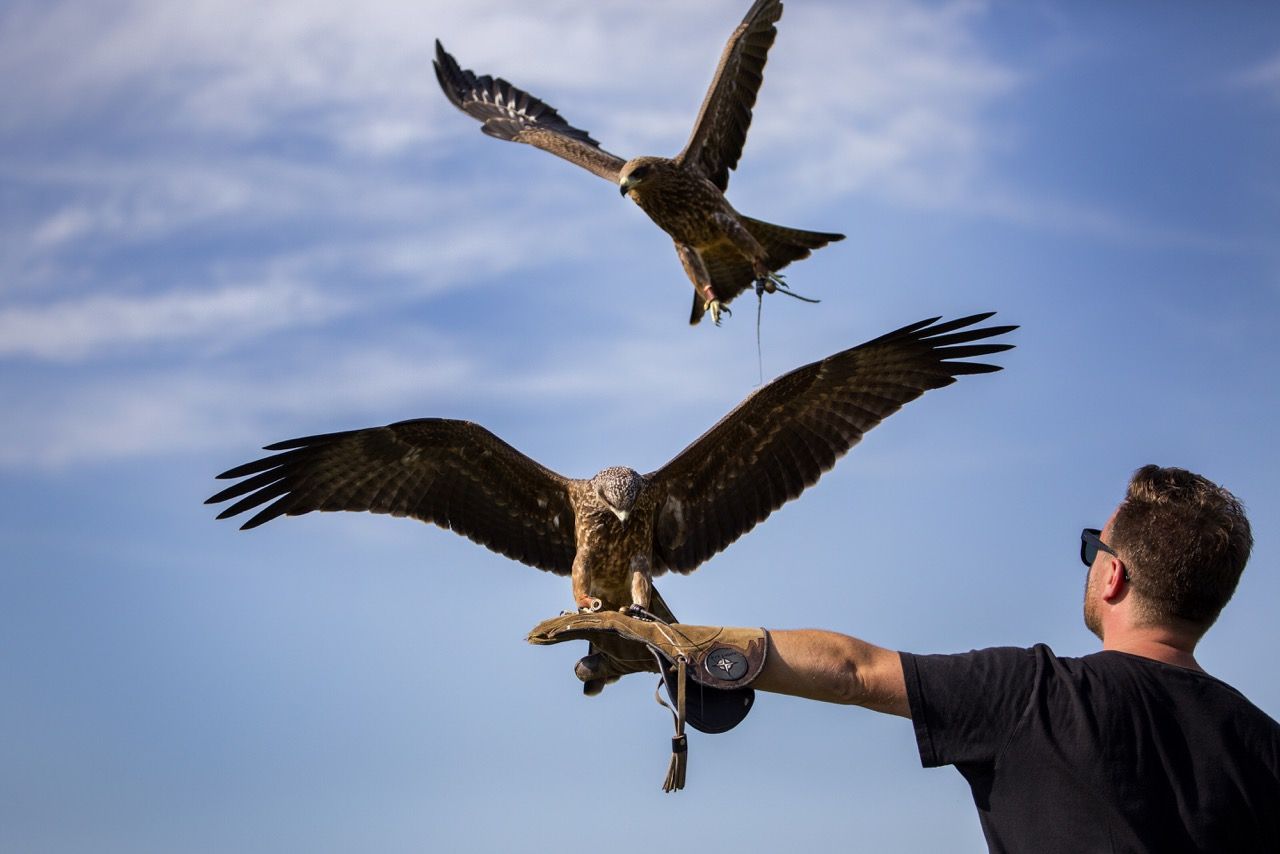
[686,219,844,326]
[742,216,845,269]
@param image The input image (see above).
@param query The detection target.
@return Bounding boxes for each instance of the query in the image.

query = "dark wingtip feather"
[960,323,1018,339]
[207,483,245,505]
[433,39,456,70]
[946,362,1005,375]
[920,316,1016,348]
[939,342,1017,360]
[873,315,943,343]
[212,479,291,520]
[239,508,279,531]
[920,312,997,337]
[262,430,351,451]
[206,468,287,505]
[262,437,308,451]
[432,40,467,108]
[214,456,278,480]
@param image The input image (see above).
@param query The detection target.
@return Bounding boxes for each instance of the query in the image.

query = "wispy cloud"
[742,0,1018,205]
[0,0,1024,272]
[1229,50,1280,99]
[0,280,344,361]
[7,0,1255,472]
[0,317,735,469]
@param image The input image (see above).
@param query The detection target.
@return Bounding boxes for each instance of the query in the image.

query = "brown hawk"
[433,0,844,325]
[208,314,1013,632]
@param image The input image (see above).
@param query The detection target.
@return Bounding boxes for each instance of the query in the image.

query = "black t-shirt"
[901,645,1280,853]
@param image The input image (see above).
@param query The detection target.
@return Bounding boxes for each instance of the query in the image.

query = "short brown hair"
[1110,465,1252,631]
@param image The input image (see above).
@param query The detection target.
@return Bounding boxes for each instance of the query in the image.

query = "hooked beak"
[618,176,635,197]
[611,508,630,523]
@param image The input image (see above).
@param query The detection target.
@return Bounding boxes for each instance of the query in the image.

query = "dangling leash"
[753,273,820,385]
[528,608,768,792]
[625,605,763,792]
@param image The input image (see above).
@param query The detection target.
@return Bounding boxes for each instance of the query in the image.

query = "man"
[531,465,1279,852]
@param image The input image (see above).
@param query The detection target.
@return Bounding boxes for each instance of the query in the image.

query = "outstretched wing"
[675,0,783,191]
[433,40,627,183]
[207,418,578,575]
[648,313,1016,573]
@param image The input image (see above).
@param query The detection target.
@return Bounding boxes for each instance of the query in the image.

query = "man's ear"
[1100,558,1127,602]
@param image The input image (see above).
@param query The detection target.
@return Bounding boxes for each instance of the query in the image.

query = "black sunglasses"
[1080,528,1118,567]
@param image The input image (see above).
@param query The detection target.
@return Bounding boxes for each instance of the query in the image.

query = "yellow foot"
[705,299,732,326]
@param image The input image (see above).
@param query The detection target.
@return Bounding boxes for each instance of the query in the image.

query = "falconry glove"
[528,610,769,791]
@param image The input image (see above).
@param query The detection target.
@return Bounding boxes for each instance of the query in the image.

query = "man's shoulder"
[1047,649,1280,736]
[906,644,1278,731]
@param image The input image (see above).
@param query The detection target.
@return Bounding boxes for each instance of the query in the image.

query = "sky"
[2,0,1278,851]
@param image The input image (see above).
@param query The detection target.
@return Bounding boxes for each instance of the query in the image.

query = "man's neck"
[1103,626,1203,672]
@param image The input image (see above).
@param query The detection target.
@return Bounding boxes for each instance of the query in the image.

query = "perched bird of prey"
[433,0,844,325]
[208,313,1014,624]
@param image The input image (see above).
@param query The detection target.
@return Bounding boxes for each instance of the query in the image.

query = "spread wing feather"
[677,0,784,191]
[648,313,1016,573]
[207,418,578,575]
[434,40,627,183]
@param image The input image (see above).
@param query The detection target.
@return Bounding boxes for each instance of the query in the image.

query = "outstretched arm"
[756,629,909,717]
[528,613,910,717]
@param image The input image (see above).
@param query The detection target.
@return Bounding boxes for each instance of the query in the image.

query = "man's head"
[1088,465,1252,639]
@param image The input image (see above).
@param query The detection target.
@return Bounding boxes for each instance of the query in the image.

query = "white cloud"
[0,280,344,361]
[734,0,1017,208]
[1230,50,1280,99]
[1,0,1016,172]
[0,320,730,469]
[0,0,1024,283]
[0,351,465,470]
[11,0,1237,471]
[10,0,1221,261]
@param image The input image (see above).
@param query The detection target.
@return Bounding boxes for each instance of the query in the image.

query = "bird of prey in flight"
[433,0,844,326]
[208,313,1014,628]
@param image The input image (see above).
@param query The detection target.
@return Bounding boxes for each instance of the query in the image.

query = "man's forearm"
[755,629,910,717]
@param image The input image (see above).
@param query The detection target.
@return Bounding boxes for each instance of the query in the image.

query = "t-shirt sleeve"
[901,646,1040,769]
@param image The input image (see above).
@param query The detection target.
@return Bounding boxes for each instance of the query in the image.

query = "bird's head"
[591,466,644,523]
[618,157,662,197]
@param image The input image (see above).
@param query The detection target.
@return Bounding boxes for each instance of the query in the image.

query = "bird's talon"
[705,300,732,326]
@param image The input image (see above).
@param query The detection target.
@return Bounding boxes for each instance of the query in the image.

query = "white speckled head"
[592,466,644,522]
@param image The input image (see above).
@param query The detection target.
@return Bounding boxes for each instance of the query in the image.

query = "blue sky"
[2,1,1278,851]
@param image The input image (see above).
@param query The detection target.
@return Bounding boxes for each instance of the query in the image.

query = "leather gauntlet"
[528,610,769,695]
[529,610,769,791]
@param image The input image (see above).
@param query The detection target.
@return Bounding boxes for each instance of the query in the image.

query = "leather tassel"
[662,658,688,792]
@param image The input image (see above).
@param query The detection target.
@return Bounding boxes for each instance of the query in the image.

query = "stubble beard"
[1083,571,1103,640]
